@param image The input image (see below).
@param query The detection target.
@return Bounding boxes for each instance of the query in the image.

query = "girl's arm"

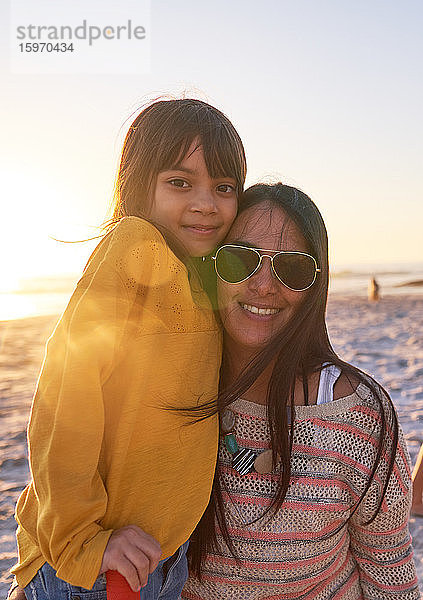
[17,218,159,589]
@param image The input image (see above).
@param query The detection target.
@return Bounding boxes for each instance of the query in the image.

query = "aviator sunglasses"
[212,244,321,291]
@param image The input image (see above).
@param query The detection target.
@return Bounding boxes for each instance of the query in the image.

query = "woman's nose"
[247,257,277,295]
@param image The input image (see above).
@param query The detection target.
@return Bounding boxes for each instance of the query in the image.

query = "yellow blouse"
[12,217,221,589]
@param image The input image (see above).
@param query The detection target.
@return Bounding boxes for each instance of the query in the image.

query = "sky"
[1,0,422,290]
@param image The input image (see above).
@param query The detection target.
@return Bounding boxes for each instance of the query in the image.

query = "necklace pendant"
[232,448,256,475]
[254,449,274,474]
[224,433,239,454]
[221,408,236,433]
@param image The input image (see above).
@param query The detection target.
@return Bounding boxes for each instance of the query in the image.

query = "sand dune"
[1,295,423,597]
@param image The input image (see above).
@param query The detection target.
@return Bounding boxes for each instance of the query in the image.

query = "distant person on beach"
[7,99,246,600]
[368,275,380,301]
[182,183,419,599]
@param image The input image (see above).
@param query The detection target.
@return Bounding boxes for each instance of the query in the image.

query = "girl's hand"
[100,525,162,592]
[7,585,27,600]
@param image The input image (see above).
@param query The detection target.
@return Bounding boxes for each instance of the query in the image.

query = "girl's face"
[218,203,310,352]
[149,141,238,257]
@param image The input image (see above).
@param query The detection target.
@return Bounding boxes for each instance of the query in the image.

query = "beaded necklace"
[220,406,290,475]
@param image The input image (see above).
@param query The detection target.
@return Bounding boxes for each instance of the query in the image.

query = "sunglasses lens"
[273,253,316,290]
[215,246,260,283]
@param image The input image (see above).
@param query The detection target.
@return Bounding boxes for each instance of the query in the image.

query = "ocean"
[1,264,423,322]
[329,262,423,296]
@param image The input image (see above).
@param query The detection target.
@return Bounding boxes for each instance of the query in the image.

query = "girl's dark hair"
[74,98,245,264]
[109,98,246,226]
[188,182,398,576]
[80,98,246,270]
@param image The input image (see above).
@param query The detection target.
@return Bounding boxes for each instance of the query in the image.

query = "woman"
[183,183,419,599]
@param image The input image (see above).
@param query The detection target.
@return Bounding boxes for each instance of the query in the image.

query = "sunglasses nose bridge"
[250,253,277,284]
[261,254,277,276]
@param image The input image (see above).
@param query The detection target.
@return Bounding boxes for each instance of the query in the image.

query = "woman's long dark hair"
[188,183,399,576]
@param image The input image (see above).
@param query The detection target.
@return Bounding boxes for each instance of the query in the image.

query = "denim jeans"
[19,541,189,600]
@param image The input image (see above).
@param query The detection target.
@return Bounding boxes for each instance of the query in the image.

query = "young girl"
[183,183,419,599]
[8,98,246,600]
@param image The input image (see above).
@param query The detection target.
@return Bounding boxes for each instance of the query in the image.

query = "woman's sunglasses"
[212,244,321,291]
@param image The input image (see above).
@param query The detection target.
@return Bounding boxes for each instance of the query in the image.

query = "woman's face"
[217,202,310,352]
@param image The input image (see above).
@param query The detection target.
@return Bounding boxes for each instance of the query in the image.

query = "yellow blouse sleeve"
[22,218,157,586]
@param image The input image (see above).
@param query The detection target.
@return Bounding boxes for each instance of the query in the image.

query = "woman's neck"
[223,336,322,407]
[223,337,273,405]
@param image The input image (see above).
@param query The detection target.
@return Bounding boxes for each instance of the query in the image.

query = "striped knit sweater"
[183,383,420,600]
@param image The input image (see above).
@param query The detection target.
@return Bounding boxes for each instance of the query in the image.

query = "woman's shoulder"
[296,368,391,421]
[333,372,361,401]
[330,365,392,409]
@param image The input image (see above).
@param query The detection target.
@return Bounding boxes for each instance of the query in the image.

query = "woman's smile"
[239,302,281,316]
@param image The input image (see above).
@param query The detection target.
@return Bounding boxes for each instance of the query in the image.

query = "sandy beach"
[1,294,423,598]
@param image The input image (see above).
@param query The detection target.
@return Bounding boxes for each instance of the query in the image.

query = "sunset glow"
[1,1,422,291]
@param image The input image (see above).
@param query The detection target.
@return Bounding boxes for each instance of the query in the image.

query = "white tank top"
[316,363,342,405]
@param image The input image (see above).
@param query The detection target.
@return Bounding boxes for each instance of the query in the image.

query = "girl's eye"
[169,178,189,188]
[217,184,236,194]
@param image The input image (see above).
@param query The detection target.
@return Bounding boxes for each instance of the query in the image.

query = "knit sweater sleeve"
[348,422,420,599]
[18,218,159,588]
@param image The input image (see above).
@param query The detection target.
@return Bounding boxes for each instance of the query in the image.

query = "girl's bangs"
[152,109,246,192]
[202,129,246,191]
[199,110,246,189]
